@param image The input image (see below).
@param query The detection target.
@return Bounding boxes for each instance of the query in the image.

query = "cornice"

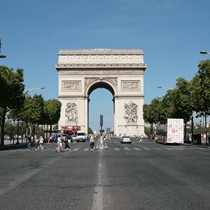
[55,63,147,70]
[58,49,144,55]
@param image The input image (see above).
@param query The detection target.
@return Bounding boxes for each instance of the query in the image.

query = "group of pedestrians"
[26,133,105,152]
[27,135,44,151]
[55,135,71,152]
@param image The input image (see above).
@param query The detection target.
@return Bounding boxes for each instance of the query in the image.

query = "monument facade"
[55,49,147,136]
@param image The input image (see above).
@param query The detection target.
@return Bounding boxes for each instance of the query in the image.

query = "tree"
[88,127,93,134]
[0,66,25,146]
[42,99,61,135]
[14,94,44,137]
[168,78,193,139]
[191,60,210,143]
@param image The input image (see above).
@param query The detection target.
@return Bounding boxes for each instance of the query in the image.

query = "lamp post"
[24,87,45,95]
[0,37,6,59]
[157,86,173,91]
[200,51,210,55]
[200,51,210,144]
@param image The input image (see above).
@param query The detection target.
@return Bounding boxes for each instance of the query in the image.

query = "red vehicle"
[62,126,81,135]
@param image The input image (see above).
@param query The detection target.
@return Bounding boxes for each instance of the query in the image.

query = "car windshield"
[77,133,85,136]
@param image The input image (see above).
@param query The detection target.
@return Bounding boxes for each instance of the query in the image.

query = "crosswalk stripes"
[0,145,187,153]
[142,147,152,150]
[133,148,141,151]
[152,147,162,150]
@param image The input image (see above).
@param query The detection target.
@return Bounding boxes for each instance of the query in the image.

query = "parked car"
[71,134,78,142]
[121,136,131,144]
[76,131,87,142]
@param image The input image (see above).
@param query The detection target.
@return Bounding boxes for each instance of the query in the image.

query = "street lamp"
[157,86,173,90]
[0,38,6,59]
[200,51,210,55]
[24,87,45,95]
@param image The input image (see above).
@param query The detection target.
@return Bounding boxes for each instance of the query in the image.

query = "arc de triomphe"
[55,49,147,136]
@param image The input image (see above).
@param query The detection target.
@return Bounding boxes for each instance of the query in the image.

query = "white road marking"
[152,147,162,150]
[92,153,103,210]
[133,148,141,150]
[143,147,152,150]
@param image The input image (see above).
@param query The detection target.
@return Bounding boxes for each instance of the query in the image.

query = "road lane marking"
[92,153,103,210]
[143,147,152,150]
[152,147,162,150]
[133,148,141,150]
[114,148,120,150]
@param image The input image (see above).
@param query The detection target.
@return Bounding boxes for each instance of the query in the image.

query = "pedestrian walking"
[56,135,63,152]
[34,136,39,150]
[39,136,44,151]
[64,136,71,151]
[27,136,32,151]
[89,134,95,150]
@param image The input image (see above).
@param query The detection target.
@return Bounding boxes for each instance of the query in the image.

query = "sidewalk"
[184,142,210,149]
[0,139,27,150]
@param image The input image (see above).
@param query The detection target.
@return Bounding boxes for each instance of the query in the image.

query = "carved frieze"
[62,80,81,92]
[124,101,138,123]
[121,80,141,92]
[65,103,78,124]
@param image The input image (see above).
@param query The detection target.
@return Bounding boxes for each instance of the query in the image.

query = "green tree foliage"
[88,127,93,134]
[191,60,210,115]
[0,66,25,146]
[165,78,192,124]
[19,94,44,124]
[143,99,161,134]
[191,60,210,141]
[42,99,61,134]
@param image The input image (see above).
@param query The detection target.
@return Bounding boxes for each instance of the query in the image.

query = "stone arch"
[85,79,116,97]
[55,49,147,136]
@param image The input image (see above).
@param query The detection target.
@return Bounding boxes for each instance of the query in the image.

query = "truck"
[155,118,184,144]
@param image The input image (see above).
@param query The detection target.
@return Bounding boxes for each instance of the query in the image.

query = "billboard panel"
[167,118,184,144]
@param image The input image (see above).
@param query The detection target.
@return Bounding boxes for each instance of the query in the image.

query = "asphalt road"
[0,138,210,210]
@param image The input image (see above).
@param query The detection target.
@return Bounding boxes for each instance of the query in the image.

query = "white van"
[76,131,87,142]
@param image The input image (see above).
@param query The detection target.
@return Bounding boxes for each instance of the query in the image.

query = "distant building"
[106,128,110,134]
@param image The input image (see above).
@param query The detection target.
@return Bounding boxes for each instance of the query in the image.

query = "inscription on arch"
[62,80,81,92]
[121,80,141,92]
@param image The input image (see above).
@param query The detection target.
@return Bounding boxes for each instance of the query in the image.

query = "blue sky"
[1,0,210,132]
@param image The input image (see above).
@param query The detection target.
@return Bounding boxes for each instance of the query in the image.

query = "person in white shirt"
[39,136,44,151]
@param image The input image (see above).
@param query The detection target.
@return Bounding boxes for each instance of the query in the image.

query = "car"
[71,134,78,142]
[76,131,87,142]
[121,136,131,144]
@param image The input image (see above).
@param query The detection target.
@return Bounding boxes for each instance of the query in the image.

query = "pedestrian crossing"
[52,146,186,152]
[2,144,207,154]
[0,146,186,153]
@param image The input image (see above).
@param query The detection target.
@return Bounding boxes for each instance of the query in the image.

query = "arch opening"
[87,81,115,96]
[87,82,115,134]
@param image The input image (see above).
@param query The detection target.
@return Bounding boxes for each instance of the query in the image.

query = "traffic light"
[100,115,103,127]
